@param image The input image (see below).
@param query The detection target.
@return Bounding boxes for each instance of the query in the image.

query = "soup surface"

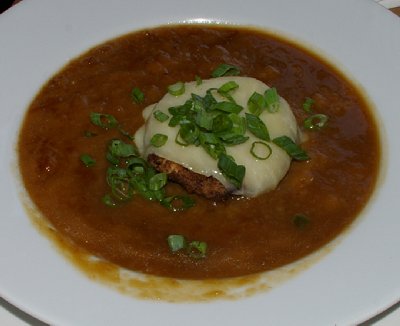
[18,25,380,279]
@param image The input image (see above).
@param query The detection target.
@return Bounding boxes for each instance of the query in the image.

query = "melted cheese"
[135,76,299,197]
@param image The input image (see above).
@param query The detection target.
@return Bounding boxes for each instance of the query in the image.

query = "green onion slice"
[131,87,145,103]
[195,75,203,86]
[293,214,310,228]
[90,112,118,129]
[80,154,96,167]
[217,81,239,101]
[218,153,245,189]
[108,139,138,158]
[167,235,186,252]
[149,173,168,191]
[161,196,196,212]
[168,81,185,96]
[211,101,243,114]
[247,91,265,116]
[187,241,207,259]
[153,110,169,122]
[302,97,314,113]
[264,87,280,113]
[250,141,272,160]
[303,114,329,130]
[211,64,240,77]
[84,130,97,138]
[245,113,270,141]
[102,194,118,207]
[150,134,168,147]
[272,135,310,161]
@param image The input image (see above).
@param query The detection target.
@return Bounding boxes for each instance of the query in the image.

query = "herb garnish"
[80,154,96,167]
[211,64,240,77]
[131,87,145,103]
[83,113,194,210]
[167,234,207,258]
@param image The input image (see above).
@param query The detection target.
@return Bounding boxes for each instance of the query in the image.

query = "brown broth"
[18,25,380,279]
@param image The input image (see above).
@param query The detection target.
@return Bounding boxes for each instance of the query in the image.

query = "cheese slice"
[135,76,300,197]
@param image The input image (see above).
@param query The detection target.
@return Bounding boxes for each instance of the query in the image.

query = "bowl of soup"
[1,0,399,325]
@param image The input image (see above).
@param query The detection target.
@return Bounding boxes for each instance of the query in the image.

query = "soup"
[18,25,380,279]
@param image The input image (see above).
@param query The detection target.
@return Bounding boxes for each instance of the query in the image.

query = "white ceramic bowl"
[1,0,400,325]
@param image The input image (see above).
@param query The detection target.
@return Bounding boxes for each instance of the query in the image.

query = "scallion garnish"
[102,194,117,207]
[250,141,272,160]
[211,64,240,77]
[211,101,243,114]
[149,173,168,191]
[167,235,186,252]
[177,123,200,146]
[80,154,96,167]
[161,195,196,212]
[217,153,245,189]
[153,110,169,122]
[168,81,185,96]
[302,97,314,113]
[264,87,280,113]
[167,234,207,258]
[108,139,138,158]
[90,112,118,129]
[217,81,238,102]
[131,87,145,103]
[272,135,309,161]
[150,134,168,147]
[303,113,328,130]
[245,113,270,141]
[293,214,310,228]
[195,75,203,86]
[84,130,97,138]
[247,92,265,116]
[187,241,207,259]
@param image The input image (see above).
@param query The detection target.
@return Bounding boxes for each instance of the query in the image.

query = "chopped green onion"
[303,97,315,113]
[199,133,226,160]
[211,64,240,77]
[247,91,265,116]
[90,112,118,129]
[195,110,218,131]
[161,195,196,212]
[84,130,97,138]
[195,75,203,85]
[218,153,245,189]
[167,235,186,252]
[80,154,96,167]
[108,139,138,158]
[272,135,309,161]
[245,113,270,141]
[149,173,168,191]
[150,134,168,147]
[211,101,243,114]
[131,87,145,103]
[218,81,239,94]
[250,141,272,160]
[102,194,118,207]
[168,81,185,96]
[176,123,199,146]
[264,87,280,113]
[167,235,207,258]
[304,113,329,130]
[153,110,169,122]
[187,241,207,259]
[118,126,134,141]
[293,214,310,228]
[212,114,233,134]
